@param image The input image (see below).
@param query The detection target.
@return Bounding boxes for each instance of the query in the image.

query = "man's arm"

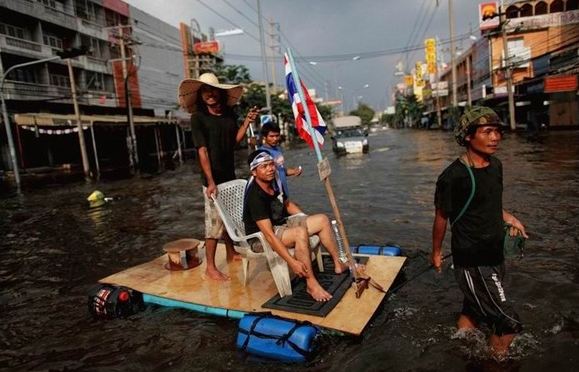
[285,200,303,215]
[503,209,528,238]
[255,218,308,277]
[198,147,216,198]
[432,207,448,272]
[236,106,259,144]
[286,166,302,177]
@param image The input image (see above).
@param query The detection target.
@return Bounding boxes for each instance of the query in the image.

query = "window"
[506,5,519,18]
[43,34,63,49]
[0,23,26,39]
[38,0,56,9]
[566,0,578,10]
[550,0,564,13]
[520,4,533,17]
[535,1,548,15]
[50,74,70,88]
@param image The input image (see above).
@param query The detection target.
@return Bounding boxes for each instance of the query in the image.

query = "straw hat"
[178,73,243,113]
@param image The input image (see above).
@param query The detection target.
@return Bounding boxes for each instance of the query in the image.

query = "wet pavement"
[1,129,578,371]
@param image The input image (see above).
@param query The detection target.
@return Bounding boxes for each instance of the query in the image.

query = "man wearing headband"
[243,150,347,302]
[431,106,528,358]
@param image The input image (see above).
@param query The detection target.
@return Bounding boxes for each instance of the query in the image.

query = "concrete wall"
[128,6,184,115]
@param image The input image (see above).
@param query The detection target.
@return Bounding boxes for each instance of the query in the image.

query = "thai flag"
[284,54,326,148]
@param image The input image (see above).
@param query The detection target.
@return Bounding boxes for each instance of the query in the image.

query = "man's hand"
[245,106,259,123]
[503,211,529,239]
[206,182,217,198]
[431,251,443,273]
[289,258,309,278]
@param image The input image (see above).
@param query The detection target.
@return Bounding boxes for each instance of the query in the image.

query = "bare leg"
[489,333,515,359]
[306,214,348,274]
[457,314,477,330]
[223,233,241,262]
[282,226,332,301]
[205,238,229,281]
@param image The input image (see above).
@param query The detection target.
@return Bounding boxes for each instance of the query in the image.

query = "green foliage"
[213,63,252,84]
[349,103,375,126]
[393,94,424,128]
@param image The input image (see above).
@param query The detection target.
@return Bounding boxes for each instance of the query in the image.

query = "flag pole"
[286,48,365,296]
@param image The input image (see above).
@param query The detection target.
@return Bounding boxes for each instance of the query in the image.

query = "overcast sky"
[126,0,485,111]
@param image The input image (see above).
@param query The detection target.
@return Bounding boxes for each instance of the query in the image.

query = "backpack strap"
[451,160,476,227]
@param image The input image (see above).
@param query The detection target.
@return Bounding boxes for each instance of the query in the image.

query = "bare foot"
[306,282,332,302]
[205,267,230,281]
[334,260,349,274]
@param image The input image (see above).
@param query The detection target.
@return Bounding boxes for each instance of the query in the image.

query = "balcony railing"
[4,36,42,52]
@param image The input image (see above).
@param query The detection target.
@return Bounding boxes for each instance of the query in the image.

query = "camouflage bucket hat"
[454,106,503,146]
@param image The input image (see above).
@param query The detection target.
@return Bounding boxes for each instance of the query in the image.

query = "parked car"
[331,116,368,155]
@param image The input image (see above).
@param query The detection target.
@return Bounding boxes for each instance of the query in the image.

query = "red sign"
[544,75,578,93]
[194,41,220,55]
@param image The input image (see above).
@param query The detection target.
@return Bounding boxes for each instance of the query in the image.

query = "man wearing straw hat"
[179,72,260,281]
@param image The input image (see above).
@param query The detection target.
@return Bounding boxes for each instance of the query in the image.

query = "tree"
[349,103,375,127]
[213,63,251,84]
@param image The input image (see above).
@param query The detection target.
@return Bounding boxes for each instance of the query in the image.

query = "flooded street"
[1,129,578,371]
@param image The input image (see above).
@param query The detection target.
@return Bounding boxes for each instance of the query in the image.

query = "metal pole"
[500,0,516,130]
[67,59,91,180]
[257,0,272,114]
[119,27,139,169]
[448,0,458,107]
[269,18,277,95]
[1,56,60,191]
[175,123,183,165]
[286,48,362,291]
[89,123,100,179]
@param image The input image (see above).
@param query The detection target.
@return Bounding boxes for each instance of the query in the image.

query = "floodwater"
[1,129,578,371]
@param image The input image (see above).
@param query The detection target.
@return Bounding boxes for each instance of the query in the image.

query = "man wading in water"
[431,106,528,358]
[179,73,260,281]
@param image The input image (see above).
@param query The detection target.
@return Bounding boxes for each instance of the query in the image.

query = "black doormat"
[262,256,368,317]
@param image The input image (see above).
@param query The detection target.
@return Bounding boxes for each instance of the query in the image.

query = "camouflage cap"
[454,106,503,146]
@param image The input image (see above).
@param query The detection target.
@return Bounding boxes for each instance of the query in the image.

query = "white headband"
[249,152,274,171]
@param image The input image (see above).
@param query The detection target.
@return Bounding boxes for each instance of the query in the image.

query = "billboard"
[194,40,220,55]
[479,2,500,31]
[424,38,437,74]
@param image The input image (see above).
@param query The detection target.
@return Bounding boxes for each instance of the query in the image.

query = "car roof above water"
[333,115,362,129]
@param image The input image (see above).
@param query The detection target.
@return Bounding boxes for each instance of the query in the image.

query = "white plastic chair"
[211,179,323,297]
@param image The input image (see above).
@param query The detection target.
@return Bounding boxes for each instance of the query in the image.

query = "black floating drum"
[88,284,144,319]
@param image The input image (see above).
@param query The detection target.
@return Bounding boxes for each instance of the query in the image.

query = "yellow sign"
[404,75,414,87]
[414,61,424,88]
[424,38,437,74]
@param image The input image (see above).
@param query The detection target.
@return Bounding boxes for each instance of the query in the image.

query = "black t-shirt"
[243,181,288,235]
[435,157,504,267]
[190,110,238,186]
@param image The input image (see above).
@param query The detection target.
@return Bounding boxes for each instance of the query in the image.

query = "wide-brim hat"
[178,72,243,113]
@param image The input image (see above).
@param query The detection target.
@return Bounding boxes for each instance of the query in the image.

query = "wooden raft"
[99,242,406,335]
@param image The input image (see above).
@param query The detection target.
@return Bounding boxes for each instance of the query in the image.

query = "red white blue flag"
[284,54,326,148]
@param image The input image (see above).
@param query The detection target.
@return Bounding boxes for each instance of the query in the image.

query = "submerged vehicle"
[331,116,368,155]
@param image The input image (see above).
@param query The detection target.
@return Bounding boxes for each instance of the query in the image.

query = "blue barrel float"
[353,244,402,256]
[236,314,318,362]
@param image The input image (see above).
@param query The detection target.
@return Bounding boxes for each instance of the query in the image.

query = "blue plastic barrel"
[236,314,318,362]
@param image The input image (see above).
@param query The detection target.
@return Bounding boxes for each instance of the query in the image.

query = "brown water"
[1,129,578,371]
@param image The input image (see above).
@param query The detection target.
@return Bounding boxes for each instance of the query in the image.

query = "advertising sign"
[414,61,425,88]
[194,40,220,55]
[479,2,500,31]
[404,75,414,87]
[424,38,437,74]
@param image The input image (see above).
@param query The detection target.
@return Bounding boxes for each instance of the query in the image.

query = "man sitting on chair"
[242,150,347,302]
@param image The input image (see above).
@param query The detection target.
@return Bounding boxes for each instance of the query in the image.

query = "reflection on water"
[1,130,578,371]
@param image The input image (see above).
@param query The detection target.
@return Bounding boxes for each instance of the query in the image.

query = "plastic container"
[354,245,402,256]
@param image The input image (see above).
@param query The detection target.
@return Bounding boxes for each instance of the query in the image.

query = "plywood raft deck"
[99,243,406,335]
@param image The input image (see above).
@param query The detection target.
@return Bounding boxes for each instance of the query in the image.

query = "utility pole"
[67,59,91,180]
[500,0,516,130]
[448,0,458,107]
[435,36,442,128]
[257,0,272,115]
[117,24,139,170]
[269,19,280,96]
[466,55,472,107]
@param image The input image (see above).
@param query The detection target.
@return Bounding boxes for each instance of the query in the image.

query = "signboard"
[424,38,437,74]
[404,75,414,87]
[544,75,578,93]
[479,2,499,31]
[194,40,220,55]
[414,61,425,88]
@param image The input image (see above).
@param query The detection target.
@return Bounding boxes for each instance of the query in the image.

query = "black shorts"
[454,263,523,336]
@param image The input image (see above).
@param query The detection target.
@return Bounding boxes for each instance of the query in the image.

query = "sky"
[125,0,487,112]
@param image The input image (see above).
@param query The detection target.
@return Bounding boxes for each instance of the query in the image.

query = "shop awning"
[13,113,177,127]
